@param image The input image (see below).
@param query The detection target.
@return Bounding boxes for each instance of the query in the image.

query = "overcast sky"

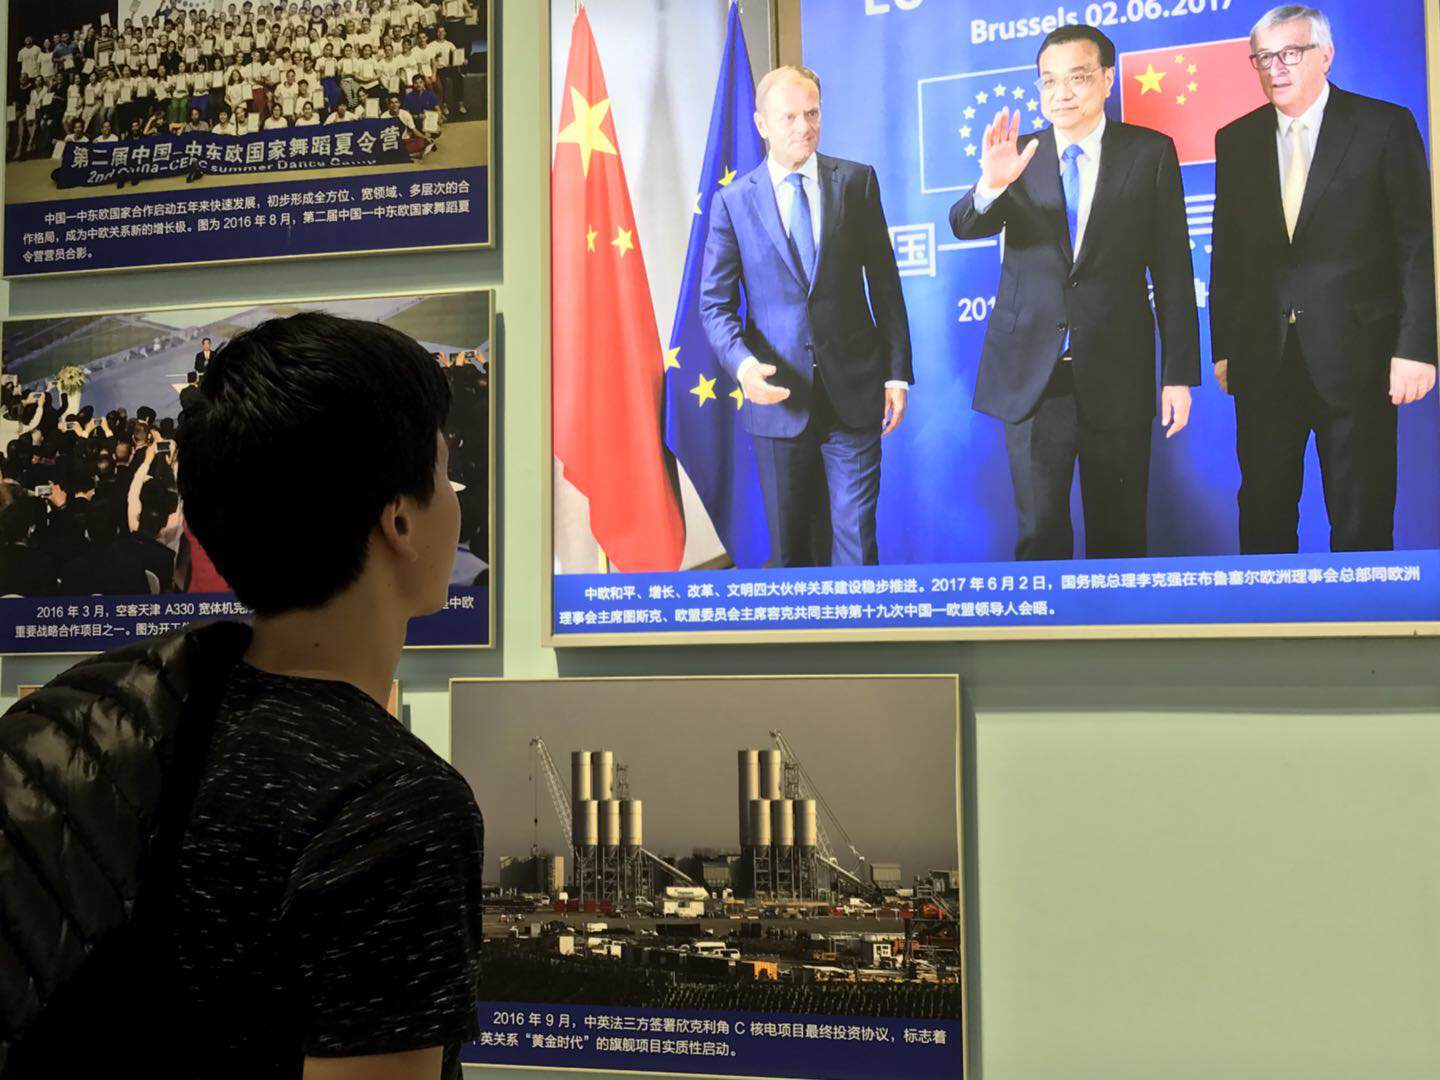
[451,676,961,885]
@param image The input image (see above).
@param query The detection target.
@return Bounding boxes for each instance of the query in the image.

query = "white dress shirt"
[972,114,1105,263]
[738,154,910,391]
[768,152,822,248]
[1275,79,1329,187]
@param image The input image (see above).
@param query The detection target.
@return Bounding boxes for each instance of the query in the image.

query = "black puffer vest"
[0,621,252,1077]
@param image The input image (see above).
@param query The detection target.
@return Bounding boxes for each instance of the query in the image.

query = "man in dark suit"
[1210,4,1435,553]
[950,25,1200,561]
[700,65,913,567]
[195,337,214,374]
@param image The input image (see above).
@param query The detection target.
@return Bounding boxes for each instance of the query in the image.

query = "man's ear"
[376,495,419,561]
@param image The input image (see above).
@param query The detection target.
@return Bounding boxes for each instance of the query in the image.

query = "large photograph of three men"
[548,0,1440,643]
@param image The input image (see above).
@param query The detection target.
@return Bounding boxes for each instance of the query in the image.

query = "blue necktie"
[1059,144,1083,354]
[786,172,816,285]
[1060,143,1083,255]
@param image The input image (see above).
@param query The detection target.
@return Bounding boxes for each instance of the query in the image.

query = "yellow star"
[993,83,1007,96]
[964,144,976,157]
[555,86,618,178]
[611,226,634,257]
[1188,81,1198,93]
[960,125,971,138]
[1012,86,1026,99]
[976,90,989,104]
[963,106,975,119]
[690,374,717,406]
[664,347,680,371]
[1176,94,1188,106]
[718,165,736,187]
[1134,64,1166,95]
[1027,98,1038,111]
[1187,63,1198,75]
[1174,53,1186,64]
[729,388,744,410]
[585,225,597,252]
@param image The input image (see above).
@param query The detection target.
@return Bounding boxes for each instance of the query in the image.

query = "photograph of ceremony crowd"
[6,0,489,224]
[0,291,492,649]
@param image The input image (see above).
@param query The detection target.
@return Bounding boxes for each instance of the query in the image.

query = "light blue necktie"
[1060,143,1083,254]
[786,172,816,285]
[1059,143,1083,353]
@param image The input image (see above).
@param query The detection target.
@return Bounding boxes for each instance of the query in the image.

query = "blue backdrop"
[800,0,1439,563]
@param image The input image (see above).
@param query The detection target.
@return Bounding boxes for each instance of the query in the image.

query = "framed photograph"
[545,0,1440,644]
[4,0,493,276]
[450,674,966,1080]
[0,287,494,654]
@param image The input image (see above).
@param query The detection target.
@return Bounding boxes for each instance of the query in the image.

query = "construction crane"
[770,730,881,900]
[529,738,572,849]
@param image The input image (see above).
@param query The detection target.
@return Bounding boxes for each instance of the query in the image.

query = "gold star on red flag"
[556,87,618,177]
[612,227,635,257]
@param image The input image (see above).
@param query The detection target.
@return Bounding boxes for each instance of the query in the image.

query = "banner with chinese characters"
[51,119,411,188]
[0,290,493,654]
[4,1,491,274]
[548,0,1440,643]
[451,675,965,1079]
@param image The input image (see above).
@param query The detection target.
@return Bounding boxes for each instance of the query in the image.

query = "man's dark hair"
[176,312,451,616]
[1036,24,1116,69]
[0,497,42,544]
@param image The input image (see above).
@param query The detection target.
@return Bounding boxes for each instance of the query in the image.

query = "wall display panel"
[0,288,494,653]
[545,0,1440,644]
[4,0,492,276]
[450,675,965,1080]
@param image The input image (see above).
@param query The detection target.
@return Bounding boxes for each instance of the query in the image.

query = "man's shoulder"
[817,153,876,181]
[1328,85,1415,127]
[1214,103,1272,146]
[1106,118,1179,159]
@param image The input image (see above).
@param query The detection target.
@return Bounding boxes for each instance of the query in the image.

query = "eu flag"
[663,1,769,568]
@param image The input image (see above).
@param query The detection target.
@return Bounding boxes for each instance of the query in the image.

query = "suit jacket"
[194,351,211,372]
[950,121,1200,428]
[1210,86,1437,403]
[699,154,914,439]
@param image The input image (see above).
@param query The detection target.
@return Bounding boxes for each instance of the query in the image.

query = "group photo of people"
[0,292,492,600]
[6,0,489,196]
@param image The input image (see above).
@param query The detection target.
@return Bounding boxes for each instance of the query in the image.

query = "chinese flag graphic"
[552,10,685,571]
[1120,39,1268,165]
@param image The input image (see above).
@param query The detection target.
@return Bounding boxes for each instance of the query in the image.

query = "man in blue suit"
[700,65,913,567]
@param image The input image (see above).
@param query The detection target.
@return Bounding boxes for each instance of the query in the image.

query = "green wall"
[2,5,1438,1078]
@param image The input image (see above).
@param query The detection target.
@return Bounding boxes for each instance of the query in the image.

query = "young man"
[4,314,484,1078]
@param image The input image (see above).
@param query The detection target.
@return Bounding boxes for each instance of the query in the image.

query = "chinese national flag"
[552,10,684,571]
[1120,39,1268,165]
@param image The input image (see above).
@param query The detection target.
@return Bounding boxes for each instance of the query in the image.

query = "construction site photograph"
[449,675,963,1025]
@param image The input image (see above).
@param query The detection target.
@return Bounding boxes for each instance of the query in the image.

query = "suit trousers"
[750,373,881,567]
[1235,331,1398,553]
[1003,361,1152,560]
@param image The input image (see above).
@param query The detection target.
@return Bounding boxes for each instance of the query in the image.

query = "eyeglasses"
[1035,68,1101,95]
[1249,44,1319,70]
